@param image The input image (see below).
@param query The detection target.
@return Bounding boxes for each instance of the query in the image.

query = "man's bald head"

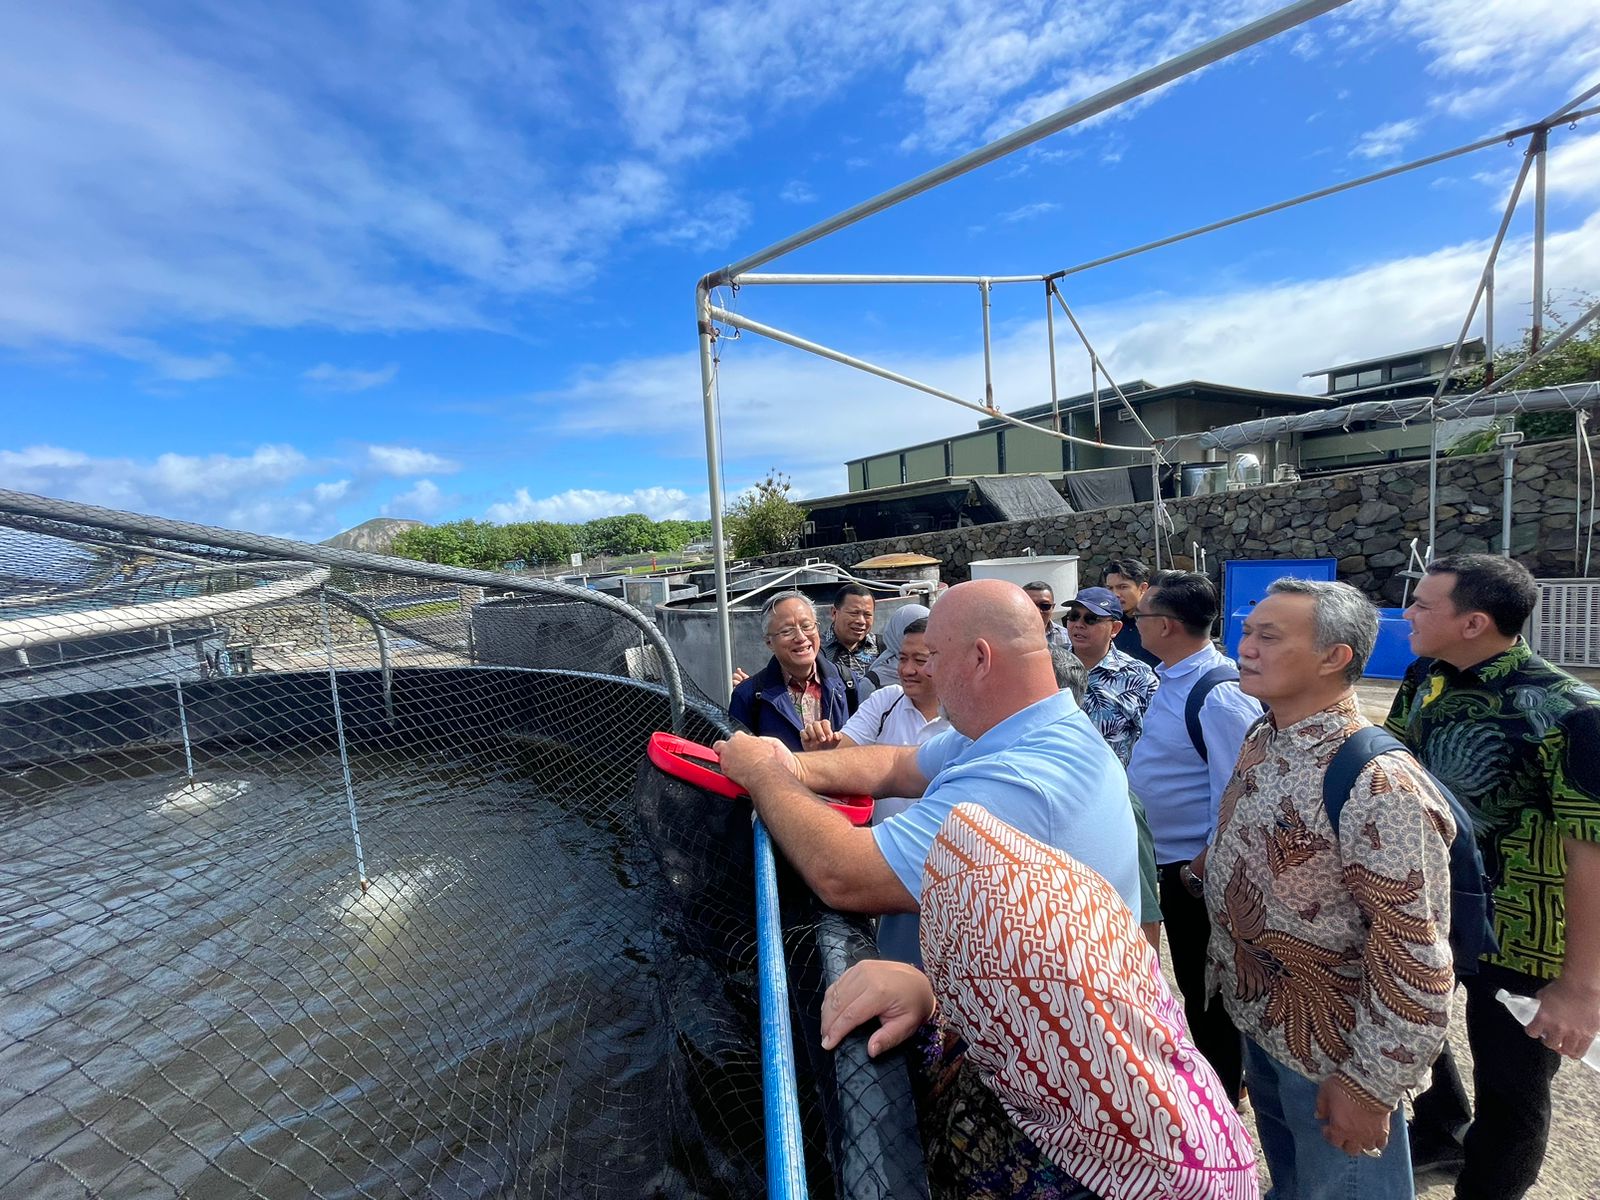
[924,579,1058,738]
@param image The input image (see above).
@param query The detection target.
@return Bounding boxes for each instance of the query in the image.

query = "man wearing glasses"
[728,591,857,753]
[1022,580,1071,649]
[1064,586,1158,768]
[1125,571,1263,1103]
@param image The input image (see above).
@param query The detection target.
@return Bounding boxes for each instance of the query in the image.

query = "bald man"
[716,579,1139,920]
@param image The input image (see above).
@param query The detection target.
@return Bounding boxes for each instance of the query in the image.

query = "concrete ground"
[1231,667,1600,1198]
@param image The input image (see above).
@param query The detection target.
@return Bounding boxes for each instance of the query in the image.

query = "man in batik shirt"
[1393,554,1600,1200]
[1207,579,1455,1198]
[1065,586,1158,766]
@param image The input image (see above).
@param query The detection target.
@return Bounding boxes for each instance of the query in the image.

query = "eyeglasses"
[771,622,819,640]
[1064,611,1108,625]
[1129,610,1175,622]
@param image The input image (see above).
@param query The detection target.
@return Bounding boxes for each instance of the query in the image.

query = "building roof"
[974,378,1326,430]
[1302,338,1486,378]
[802,473,1057,510]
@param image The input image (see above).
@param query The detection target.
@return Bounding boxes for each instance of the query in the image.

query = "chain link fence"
[0,492,925,1199]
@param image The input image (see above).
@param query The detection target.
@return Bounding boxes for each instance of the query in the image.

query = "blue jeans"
[1244,1039,1413,1200]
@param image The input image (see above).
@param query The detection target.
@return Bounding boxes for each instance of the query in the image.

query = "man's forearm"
[1560,838,1600,989]
[746,759,917,913]
[794,742,926,801]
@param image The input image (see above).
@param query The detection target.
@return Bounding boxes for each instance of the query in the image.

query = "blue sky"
[3,0,1600,540]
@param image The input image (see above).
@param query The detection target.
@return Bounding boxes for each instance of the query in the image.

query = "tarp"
[1158,383,1600,455]
[1064,466,1138,511]
[971,475,1074,520]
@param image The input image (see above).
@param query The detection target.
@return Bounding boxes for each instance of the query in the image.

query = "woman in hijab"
[821,803,1258,1200]
[863,603,930,688]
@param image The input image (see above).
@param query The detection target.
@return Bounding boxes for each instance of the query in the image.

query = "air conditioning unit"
[1530,579,1600,668]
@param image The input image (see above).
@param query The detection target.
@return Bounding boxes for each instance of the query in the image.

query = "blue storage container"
[1365,609,1416,680]
[1222,557,1337,658]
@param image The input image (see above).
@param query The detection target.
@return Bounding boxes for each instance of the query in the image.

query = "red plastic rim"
[645,732,876,825]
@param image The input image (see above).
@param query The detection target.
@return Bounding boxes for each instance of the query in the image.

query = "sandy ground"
[1217,670,1600,1199]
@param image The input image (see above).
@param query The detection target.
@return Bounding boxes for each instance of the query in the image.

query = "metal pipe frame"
[699,0,1349,291]
[0,489,688,729]
[1049,106,1600,282]
[708,304,1152,454]
[1044,283,1061,436]
[325,587,396,722]
[696,286,736,700]
[1532,126,1548,353]
[734,273,1048,286]
[754,819,808,1198]
[980,280,996,410]
[1048,282,1160,446]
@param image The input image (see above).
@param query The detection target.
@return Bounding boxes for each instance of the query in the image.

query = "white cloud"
[383,478,448,519]
[1352,118,1422,161]
[313,479,351,502]
[486,485,708,524]
[0,442,336,537]
[652,193,753,249]
[1548,128,1600,203]
[1001,201,1060,223]
[303,362,399,392]
[531,203,1600,493]
[365,445,459,476]
[779,180,818,205]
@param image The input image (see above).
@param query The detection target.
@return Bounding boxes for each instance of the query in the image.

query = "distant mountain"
[321,518,423,554]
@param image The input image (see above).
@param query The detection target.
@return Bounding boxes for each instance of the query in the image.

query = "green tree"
[652,519,712,553]
[1461,296,1600,442]
[580,513,659,556]
[724,472,807,558]
[502,521,578,566]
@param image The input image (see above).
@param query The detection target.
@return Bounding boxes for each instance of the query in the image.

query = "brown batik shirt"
[1204,695,1456,1111]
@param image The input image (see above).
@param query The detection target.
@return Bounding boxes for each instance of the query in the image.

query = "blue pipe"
[754,818,808,1199]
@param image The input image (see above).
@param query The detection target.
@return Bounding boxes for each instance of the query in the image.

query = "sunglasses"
[1064,610,1110,625]
[1032,601,1056,612]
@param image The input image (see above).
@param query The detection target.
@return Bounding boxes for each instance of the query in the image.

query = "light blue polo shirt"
[871,689,1139,914]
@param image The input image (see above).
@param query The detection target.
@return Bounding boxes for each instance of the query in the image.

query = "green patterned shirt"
[1385,639,1600,980]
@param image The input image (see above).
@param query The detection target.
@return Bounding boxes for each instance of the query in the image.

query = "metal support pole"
[1151,454,1163,572]
[754,819,808,1199]
[1501,435,1522,557]
[1532,127,1548,353]
[1044,283,1061,436]
[1485,264,1496,388]
[697,284,736,699]
[319,590,369,894]
[1092,361,1102,443]
[174,674,195,786]
[1426,138,1539,562]
[980,280,995,410]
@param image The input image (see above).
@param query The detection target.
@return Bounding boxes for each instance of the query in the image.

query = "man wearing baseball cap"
[1065,587,1159,768]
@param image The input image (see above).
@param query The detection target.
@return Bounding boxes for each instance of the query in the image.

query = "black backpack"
[1322,726,1499,975]
[1184,665,1240,762]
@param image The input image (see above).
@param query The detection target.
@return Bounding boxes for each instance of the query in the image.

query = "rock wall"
[229,601,367,654]
[755,439,1591,605]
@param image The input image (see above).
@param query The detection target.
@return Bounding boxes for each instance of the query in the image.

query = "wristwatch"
[1179,862,1205,898]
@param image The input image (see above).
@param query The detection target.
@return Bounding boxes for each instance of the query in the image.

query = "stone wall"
[755,438,1591,605]
[229,601,367,654]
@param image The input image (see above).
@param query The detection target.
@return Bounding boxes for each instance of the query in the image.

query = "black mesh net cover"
[0,502,927,1199]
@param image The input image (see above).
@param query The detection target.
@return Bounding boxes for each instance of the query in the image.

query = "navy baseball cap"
[1068,586,1123,619]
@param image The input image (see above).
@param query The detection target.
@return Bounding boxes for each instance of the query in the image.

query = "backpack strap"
[1322,726,1407,836]
[875,691,908,739]
[1184,665,1241,762]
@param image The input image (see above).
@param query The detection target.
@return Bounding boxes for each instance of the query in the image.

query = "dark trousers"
[1158,861,1244,1100]
[1409,964,1563,1200]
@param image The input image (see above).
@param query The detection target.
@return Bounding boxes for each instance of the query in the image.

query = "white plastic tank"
[968,554,1079,602]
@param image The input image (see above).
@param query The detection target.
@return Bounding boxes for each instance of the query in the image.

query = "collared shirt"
[1126,644,1263,863]
[840,684,950,747]
[1081,643,1160,766]
[1385,638,1600,980]
[1043,621,1071,650]
[1113,618,1162,669]
[1206,696,1455,1108]
[820,624,878,679]
[786,669,822,727]
[872,690,1138,913]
